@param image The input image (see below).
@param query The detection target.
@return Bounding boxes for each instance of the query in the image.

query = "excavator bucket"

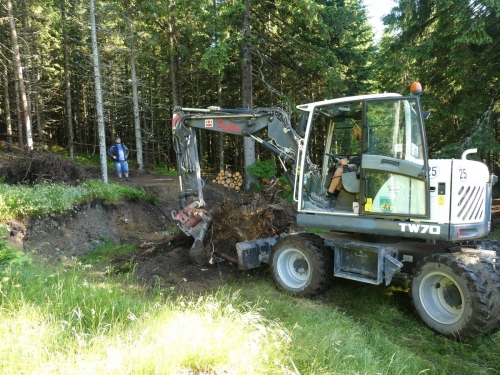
[172,201,212,266]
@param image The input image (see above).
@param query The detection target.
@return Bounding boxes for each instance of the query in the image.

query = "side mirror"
[422,110,431,120]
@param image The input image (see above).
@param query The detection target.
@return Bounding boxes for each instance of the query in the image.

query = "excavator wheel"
[411,253,498,340]
[270,234,333,297]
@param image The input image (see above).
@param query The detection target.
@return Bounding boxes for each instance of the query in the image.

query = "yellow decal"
[438,195,445,206]
[365,198,373,212]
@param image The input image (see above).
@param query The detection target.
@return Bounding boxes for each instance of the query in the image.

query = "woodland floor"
[0,148,296,294]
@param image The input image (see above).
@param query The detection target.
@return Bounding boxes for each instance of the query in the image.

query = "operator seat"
[342,171,360,193]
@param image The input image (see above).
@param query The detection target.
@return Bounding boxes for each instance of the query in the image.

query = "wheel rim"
[276,247,311,289]
[419,271,464,325]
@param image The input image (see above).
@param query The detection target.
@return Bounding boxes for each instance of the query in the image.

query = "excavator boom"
[171,105,310,264]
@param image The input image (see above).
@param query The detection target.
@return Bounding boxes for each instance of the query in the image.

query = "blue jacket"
[107,143,129,160]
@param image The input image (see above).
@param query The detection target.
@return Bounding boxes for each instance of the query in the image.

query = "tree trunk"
[62,0,74,159]
[33,61,44,151]
[242,0,256,189]
[21,0,39,150]
[14,80,24,151]
[140,83,149,166]
[1,28,13,150]
[168,0,181,107]
[127,13,143,171]
[218,72,224,172]
[8,0,33,151]
[90,0,108,183]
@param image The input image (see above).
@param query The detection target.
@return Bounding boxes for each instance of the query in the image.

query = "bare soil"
[0,149,294,294]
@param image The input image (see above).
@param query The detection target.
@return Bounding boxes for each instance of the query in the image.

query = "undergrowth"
[48,147,177,177]
[0,180,156,221]
[151,163,177,176]
[0,226,31,269]
[246,159,294,203]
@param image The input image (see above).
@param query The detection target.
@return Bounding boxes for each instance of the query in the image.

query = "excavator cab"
[296,94,431,232]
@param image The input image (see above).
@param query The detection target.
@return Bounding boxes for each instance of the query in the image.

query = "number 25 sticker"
[459,168,467,181]
[429,166,439,178]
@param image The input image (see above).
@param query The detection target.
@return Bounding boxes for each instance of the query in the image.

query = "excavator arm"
[171,105,307,265]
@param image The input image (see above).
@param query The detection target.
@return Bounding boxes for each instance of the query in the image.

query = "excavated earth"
[0,149,296,294]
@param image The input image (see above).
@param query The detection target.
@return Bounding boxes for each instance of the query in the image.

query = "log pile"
[212,169,244,191]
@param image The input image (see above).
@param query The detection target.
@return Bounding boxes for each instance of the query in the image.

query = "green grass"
[0,234,499,374]
[151,163,178,176]
[0,226,31,268]
[0,180,154,221]
[4,256,497,374]
[46,146,105,169]
[74,151,107,168]
[236,277,500,375]
[486,228,500,240]
[0,256,290,374]
[80,239,137,264]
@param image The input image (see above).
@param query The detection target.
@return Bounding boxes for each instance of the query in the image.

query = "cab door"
[359,97,430,219]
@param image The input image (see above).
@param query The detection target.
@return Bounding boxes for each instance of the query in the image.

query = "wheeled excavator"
[171,83,500,339]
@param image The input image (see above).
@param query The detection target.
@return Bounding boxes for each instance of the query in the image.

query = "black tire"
[467,241,500,335]
[474,254,500,335]
[270,234,332,297]
[411,253,495,339]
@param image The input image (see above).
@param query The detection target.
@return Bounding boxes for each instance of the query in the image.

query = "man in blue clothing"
[107,136,131,182]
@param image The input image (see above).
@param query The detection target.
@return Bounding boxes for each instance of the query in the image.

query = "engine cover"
[428,159,490,225]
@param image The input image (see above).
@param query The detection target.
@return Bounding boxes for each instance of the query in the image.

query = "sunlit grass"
[0,258,292,374]
[0,180,152,221]
[0,235,499,374]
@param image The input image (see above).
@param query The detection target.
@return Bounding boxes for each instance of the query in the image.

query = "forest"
[1,0,500,178]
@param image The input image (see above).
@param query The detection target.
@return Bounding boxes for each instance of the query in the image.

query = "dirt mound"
[108,183,296,274]
[0,153,87,185]
[207,193,296,259]
[103,186,295,292]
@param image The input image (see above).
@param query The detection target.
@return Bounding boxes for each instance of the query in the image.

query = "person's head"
[353,121,362,141]
[115,137,121,144]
